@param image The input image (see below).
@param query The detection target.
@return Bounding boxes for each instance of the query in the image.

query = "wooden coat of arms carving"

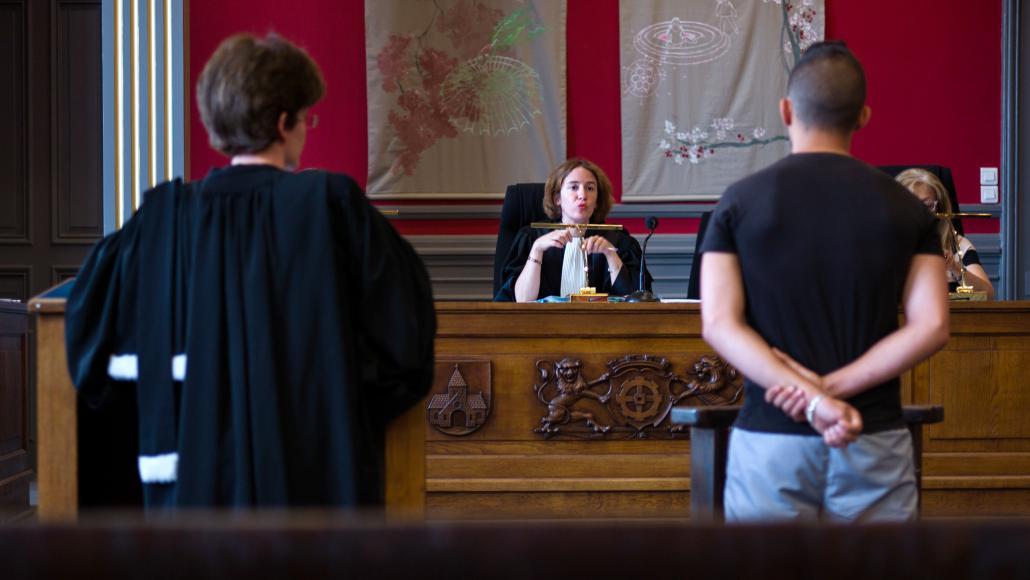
[426,361,491,436]
[532,354,742,439]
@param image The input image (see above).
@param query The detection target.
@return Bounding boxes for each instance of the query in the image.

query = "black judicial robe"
[494,225,653,301]
[65,165,436,508]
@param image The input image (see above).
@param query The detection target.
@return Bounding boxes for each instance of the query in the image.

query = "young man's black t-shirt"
[700,153,940,435]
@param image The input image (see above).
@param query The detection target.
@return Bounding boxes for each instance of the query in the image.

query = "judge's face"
[910,182,938,212]
[556,167,598,225]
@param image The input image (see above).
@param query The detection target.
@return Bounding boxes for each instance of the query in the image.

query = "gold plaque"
[570,287,608,302]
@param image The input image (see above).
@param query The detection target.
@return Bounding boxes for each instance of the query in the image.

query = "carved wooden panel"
[0,336,26,458]
[427,361,491,436]
[53,0,102,244]
[0,1,28,244]
[532,354,742,439]
[0,267,31,302]
[927,337,1030,441]
[0,305,30,522]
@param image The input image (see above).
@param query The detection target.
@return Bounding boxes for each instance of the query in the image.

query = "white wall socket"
[981,185,999,203]
[980,167,999,185]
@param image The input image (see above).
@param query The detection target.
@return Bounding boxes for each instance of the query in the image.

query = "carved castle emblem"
[427,362,491,436]
[533,354,742,439]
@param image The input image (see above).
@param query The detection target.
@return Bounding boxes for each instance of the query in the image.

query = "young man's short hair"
[786,41,867,134]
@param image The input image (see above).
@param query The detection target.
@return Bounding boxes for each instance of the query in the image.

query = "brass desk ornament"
[530,222,624,299]
[936,211,992,302]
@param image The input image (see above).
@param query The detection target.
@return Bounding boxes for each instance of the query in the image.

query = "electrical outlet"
[981,185,999,203]
[980,167,999,185]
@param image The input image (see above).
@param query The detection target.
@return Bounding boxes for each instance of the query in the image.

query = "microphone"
[624,216,660,302]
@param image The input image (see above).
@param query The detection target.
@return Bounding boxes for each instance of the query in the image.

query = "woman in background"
[896,168,994,299]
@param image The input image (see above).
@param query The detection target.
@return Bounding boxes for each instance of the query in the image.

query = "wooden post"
[384,403,427,520]
[30,299,78,521]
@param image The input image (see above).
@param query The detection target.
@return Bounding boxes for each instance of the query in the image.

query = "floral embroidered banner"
[620,0,823,200]
[366,0,566,198]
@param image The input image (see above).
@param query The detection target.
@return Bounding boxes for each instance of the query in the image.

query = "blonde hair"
[895,168,956,254]
[542,158,614,222]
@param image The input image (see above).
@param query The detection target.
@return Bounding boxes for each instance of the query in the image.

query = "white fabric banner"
[620,0,824,200]
[366,0,566,198]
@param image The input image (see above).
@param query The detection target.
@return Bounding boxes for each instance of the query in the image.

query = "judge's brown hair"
[196,33,325,156]
[542,158,614,223]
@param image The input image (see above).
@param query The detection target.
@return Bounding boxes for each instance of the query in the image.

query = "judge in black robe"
[494,226,649,301]
[494,158,653,301]
[65,33,435,509]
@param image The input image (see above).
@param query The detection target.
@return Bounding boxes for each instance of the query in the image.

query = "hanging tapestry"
[620,0,824,200]
[366,0,566,198]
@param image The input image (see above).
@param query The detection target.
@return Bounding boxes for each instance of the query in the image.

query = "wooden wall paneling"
[52,0,102,244]
[0,334,26,457]
[0,266,31,302]
[927,337,1030,441]
[921,490,1030,518]
[0,303,31,522]
[419,304,731,519]
[928,337,1002,440]
[27,300,1030,520]
[915,304,1030,516]
[49,265,79,286]
[0,0,98,298]
[0,1,29,244]
[424,491,691,520]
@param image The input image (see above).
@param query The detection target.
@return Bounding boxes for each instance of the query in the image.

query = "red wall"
[189,0,1002,234]
[827,1,1002,234]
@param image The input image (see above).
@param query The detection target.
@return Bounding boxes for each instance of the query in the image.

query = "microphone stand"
[624,216,660,302]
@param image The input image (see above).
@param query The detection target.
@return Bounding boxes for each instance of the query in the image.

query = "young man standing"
[699,41,950,521]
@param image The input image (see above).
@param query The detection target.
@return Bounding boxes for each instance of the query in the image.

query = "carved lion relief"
[532,354,742,439]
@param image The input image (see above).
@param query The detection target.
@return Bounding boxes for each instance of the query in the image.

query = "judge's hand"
[583,235,623,275]
[582,236,617,256]
[530,229,573,256]
[943,251,963,283]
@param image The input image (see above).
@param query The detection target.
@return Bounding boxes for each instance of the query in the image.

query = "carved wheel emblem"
[616,377,662,422]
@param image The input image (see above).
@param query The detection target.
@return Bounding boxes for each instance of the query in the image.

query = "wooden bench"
[2,515,1029,578]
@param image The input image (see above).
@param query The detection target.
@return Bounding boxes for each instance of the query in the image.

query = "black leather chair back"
[686,211,713,300]
[494,183,548,296]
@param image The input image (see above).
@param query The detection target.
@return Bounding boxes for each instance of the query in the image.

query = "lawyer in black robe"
[65,33,436,509]
[66,165,435,508]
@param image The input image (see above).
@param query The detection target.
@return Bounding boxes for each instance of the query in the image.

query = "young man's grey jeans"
[724,427,917,522]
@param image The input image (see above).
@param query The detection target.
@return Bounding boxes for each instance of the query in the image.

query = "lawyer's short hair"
[196,33,325,156]
[542,158,614,223]
[786,40,866,134]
